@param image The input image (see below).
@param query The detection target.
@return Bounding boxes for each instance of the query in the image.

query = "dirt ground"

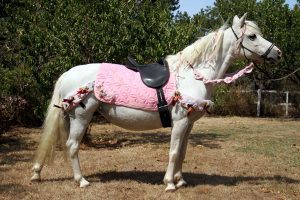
[0,117,299,200]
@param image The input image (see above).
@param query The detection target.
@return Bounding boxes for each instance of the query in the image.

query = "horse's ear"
[233,13,247,28]
[233,15,240,27]
[239,13,247,27]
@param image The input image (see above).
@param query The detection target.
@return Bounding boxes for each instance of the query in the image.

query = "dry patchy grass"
[0,117,299,199]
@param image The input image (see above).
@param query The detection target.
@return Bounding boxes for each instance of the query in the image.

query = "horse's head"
[231,13,282,64]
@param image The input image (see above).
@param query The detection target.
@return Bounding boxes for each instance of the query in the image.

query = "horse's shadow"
[85,170,300,186]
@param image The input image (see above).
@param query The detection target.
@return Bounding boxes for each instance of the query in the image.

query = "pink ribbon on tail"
[194,62,255,84]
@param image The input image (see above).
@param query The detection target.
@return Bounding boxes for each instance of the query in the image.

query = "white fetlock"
[79,178,90,188]
[30,173,41,182]
[163,177,168,185]
[176,179,187,188]
[31,163,41,181]
[165,183,176,192]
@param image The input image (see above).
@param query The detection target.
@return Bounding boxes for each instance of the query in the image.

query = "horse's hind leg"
[67,95,100,187]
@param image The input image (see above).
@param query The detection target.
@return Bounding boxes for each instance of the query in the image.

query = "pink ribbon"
[194,62,255,84]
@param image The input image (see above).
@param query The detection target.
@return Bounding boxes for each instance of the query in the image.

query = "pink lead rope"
[193,62,255,84]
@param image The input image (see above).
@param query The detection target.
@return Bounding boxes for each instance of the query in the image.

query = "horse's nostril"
[277,50,282,55]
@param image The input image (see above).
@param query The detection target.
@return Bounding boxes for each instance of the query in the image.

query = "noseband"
[230,26,275,62]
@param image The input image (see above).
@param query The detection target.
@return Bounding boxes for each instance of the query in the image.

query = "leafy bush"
[213,85,257,116]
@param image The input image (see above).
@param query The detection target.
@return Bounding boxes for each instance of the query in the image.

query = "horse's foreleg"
[174,123,193,188]
[164,118,189,192]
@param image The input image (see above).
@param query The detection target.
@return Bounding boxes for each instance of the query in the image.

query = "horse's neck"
[193,31,235,80]
[168,29,235,100]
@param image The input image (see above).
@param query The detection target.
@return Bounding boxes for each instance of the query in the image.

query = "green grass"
[193,117,300,167]
[236,136,300,167]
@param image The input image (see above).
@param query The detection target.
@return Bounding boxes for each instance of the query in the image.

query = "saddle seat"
[126,57,170,88]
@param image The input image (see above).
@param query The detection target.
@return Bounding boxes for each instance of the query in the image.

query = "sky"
[178,0,298,16]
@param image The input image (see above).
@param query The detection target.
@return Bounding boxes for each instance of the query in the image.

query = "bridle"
[230,26,275,63]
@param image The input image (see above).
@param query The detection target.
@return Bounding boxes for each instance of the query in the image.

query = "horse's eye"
[248,34,257,41]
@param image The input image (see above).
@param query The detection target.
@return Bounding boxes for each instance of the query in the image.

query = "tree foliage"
[0,0,193,131]
[0,0,299,131]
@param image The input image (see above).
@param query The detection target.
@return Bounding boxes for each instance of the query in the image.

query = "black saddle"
[126,56,172,128]
[127,57,170,89]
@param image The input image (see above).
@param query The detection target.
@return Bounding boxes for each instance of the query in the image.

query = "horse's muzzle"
[265,47,282,64]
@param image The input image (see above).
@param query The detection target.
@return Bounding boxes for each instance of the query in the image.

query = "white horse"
[31,14,282,192]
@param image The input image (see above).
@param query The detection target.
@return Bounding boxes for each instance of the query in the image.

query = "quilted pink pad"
[94,63,176,111]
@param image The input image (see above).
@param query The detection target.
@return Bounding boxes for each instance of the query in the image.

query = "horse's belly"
[99,103,163,131]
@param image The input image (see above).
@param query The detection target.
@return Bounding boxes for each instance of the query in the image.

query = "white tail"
[34,73,68,165]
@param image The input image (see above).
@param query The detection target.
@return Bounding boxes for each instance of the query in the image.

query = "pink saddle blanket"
[94,63,176,111]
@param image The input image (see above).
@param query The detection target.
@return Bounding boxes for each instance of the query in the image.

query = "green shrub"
[213,85,257,116]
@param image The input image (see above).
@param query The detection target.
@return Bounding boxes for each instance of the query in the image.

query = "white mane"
[166,24,228,70]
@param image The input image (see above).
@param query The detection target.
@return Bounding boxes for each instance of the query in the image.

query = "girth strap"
[156,88,172,127]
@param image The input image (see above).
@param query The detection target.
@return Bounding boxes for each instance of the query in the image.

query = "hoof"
[176,179,187,188]
[30,173,41,182]
[165,183,176,192]
[79,178,90,188]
